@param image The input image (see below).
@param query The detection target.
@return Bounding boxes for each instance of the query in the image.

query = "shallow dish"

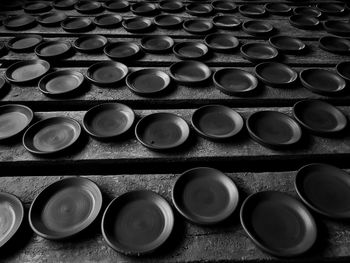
[5,60,50,84]
[213,68,258,95]
[93,14,122,28]
[183,19,213,35]
[319,36,350,54]
[122,17,153,33]
[242,20,274,37]
[293,99,347,134]
[186,3,213,16]
[159,0,183,13]
[53,0,78,10]
[336,61,350,82]
[204,33,239,53]
[131,2,157,16]
[239,4,266,18]
[135,112,190,150]
[29,177,102,239]
[241,43,279,63]
[86,61,128,87]
[83,103,135,139]
[153,15,182,29]
[104,42,141,61]
[264,3,291,15]
[38,70,84,96]
[173,42,209,60]
[61,17,92,32]
[23,116,81,155]
[6,34,43,52]
[0,104,33,140]
[269,35,306,54]
[211,1,237,13]
[247,111,302,148]
[73,35,108,53]
[103,0,129,12]
[3,15,36,30]
[294,6,322,18]
[24,2,51,14]
[240,191,317,257]
[324,20,350,36]
[169,60,211,85]
[191,105,243,140]
[213,15,241,30]
[126,69,171,95]
[74,0,103,14]
[141,36,174,54]
[316,3,346,15]
[0,192,24,248]
[300,68,346,95]
[254,62,298,87]
[295,163,350,219]
[289,15,320,30]
[35,40,72,60]
[37,12,67,27]
[173,167,239,224]
[102,190,174,255]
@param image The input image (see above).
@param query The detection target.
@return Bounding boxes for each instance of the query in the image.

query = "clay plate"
[86,61,128,87]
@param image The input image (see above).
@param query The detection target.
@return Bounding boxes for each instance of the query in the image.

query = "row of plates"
[2,58,349,97]
[1,164,349,257]
[2,11,350,37]
[0,99,347,153]
[15,1,350,17]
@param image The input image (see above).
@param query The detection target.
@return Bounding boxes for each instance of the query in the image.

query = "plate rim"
[35,40,72,59]
[204,33,240,52]
[169,60,212,85]
[172,41,209,60]
[73,35,108,53]
[86,61,129,86]
[6,34,43,52]
[254,62,298,87]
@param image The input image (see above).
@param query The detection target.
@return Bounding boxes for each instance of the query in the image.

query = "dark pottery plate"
[240,191,317,257]
[300,68,346,95]
[242,20,274,37]
[135,112,189,150]
[0,192,24,248]
[295,163,350,218]
[173,42,209,60]
[265,3,291,15]
[131,2,157,16]
[254,62,298,87]
[159,0,183,13]
[126,69,171,95]
[35,40,72,60]
[102,190,174,255]
[0,104,33,140]
[191,105,243,140]
[172,167,239,224]
[122,17,153,33]
[86,61,128,87]
[24,2,51,14]
[204,33,239,52]
[153,15,182,29]
[83,103,135,139]
[241,43,279,63]
[186,3,213,16]
[5,59,50,84]
[336,61,350,82]
[93,14,122,28]
[6,34,43,52]
[37,12,67,27]
[294,6,322,18]
[23,116,81,155]
[53,0,78,10]
[239,4,266,18]
[213,15,241,30]
[211,1,237,13]
[3,15,36,30]
[103,0,129,12]
[289,15,320,29]
[73,35,108,53]
[324,20,350,36]
[75,0,103,14]
[29,177,102,239]
[213,68,258,95]
[61,17,92,32]
[317,3,345,15]
[319,36,350,54]
[293,99,347,134]
[247,111,302,148]
[104,42,141,61]
[141,36,174,54]
[169,60,211,85]
[269,35,306,54]
[183,19,213,35]
[38,70,84,96]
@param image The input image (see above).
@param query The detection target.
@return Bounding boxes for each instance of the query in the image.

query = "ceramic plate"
[173,42,209,60]
[6,34,43,52]
[254,62,298,87]
[169,60,211,85]
[86,61,128,87]
[5,60,50,84]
